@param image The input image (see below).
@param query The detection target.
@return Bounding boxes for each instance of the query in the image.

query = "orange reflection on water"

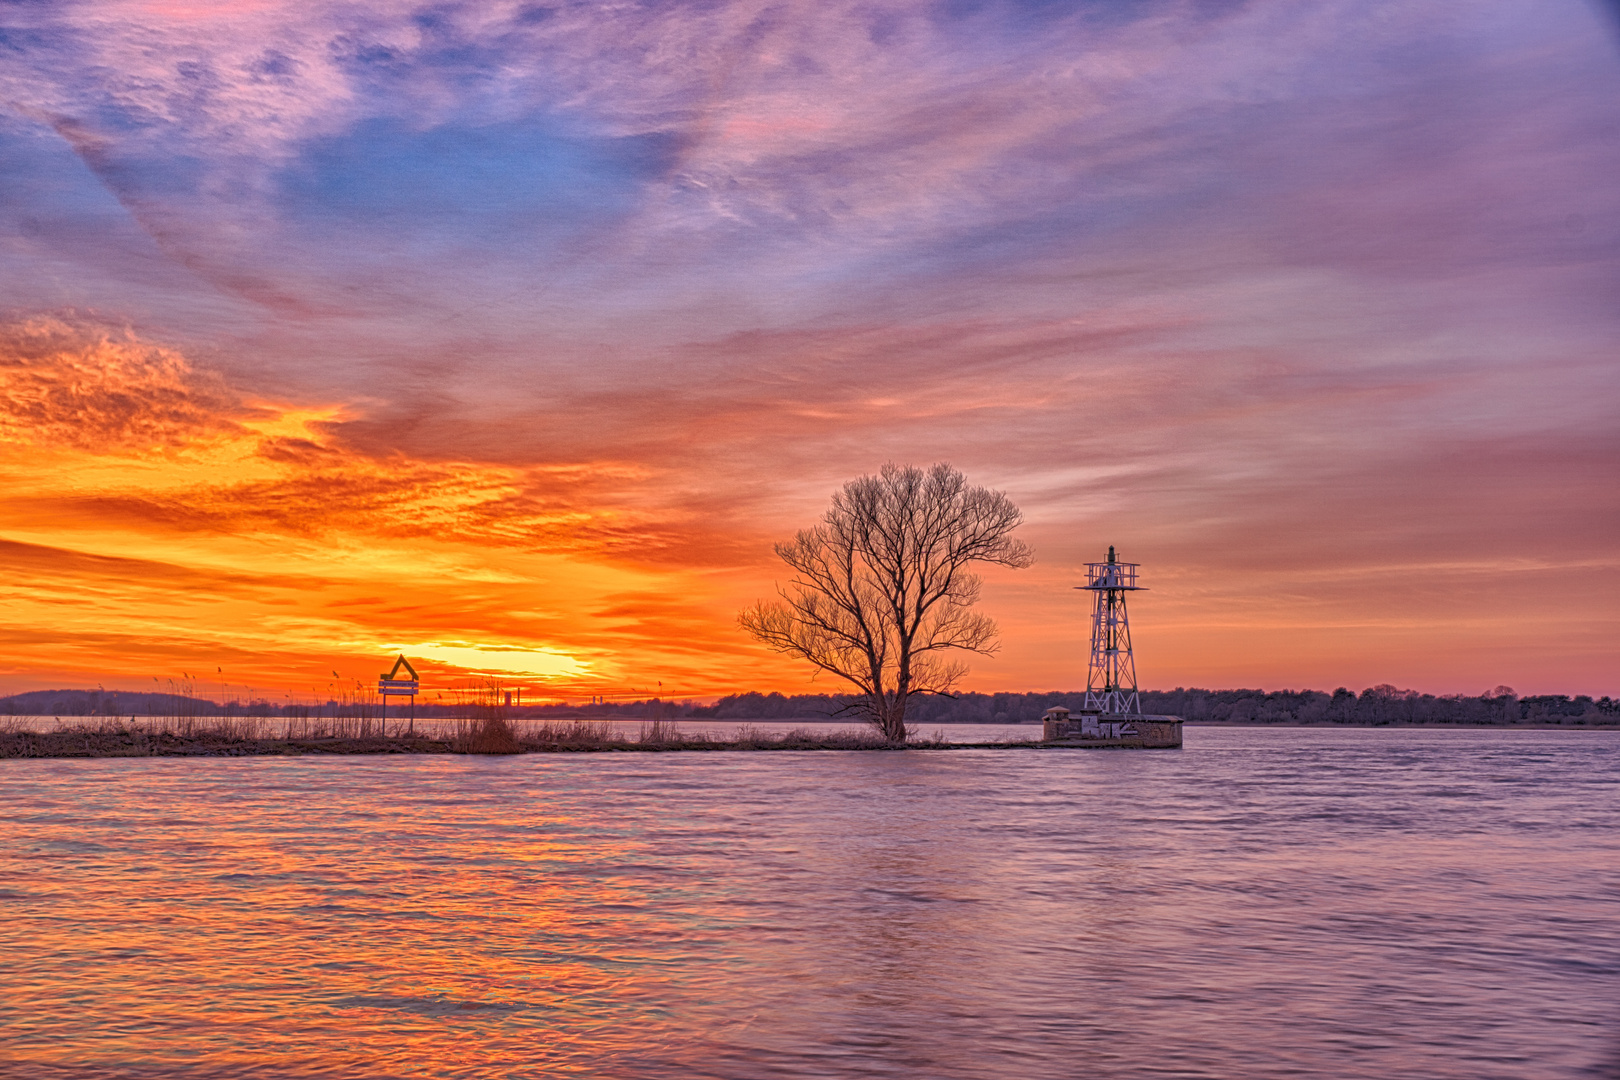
[1,758,723,1076]
[4,731,1619,1078]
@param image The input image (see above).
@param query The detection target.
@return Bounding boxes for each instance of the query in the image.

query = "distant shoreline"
[1181,721,1620,729]
[9,714,1612,728]
[3,717,1614,760]
[0,736,1047,759]
[0,723,1044,759]
[7,686,1613,731]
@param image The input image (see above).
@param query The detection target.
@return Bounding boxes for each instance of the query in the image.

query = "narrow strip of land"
[0,719,1048,758]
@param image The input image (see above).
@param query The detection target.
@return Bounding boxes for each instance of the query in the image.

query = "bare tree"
[739,463,1034,742]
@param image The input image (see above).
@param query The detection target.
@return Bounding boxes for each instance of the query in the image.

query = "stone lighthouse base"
[1040,707,1183,748]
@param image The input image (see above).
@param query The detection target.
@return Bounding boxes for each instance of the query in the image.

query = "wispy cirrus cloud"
[13,1,1610,319]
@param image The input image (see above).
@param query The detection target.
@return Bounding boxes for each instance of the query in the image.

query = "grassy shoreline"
[4,716,1609,759]
[0,718,1044,758]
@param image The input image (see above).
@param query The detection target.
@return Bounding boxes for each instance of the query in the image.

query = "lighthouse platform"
[1040,707,1183,748]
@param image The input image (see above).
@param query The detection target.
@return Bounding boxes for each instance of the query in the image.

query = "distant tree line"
[0,688,692,721]
[684,686,1618,727]
[0,689,267,718]
[4,685,1615,727]
[0,688,388,721]
[1138,685,1616,726]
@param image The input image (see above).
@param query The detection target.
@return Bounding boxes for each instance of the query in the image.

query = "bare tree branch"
[738,463,1033,741]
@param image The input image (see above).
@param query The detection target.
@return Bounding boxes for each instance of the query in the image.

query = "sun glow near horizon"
[379,642,591,681]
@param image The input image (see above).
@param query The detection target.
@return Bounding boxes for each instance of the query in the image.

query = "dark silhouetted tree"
[739,462,1033,741]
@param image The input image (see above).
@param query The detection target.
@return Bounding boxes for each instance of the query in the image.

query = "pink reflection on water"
[1,731,1618,1078]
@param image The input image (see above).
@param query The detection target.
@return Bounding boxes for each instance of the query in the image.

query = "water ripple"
[0,728,1617,1078]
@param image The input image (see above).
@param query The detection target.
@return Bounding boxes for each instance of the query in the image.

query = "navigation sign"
[378,654,420,734]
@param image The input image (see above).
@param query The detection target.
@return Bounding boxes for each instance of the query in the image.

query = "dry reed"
[0,714,1015,758]
[0,714,437,758]
[448,716,522,755]
[515,720,624,750]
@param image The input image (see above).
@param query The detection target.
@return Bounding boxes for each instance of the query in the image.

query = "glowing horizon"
[1,1,1616,701]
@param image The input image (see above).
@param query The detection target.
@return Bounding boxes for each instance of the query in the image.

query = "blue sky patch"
[273,117,679,248]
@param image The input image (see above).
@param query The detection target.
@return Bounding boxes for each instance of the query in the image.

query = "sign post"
[378,655,420,736]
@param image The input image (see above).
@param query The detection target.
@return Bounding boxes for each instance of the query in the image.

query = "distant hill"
[0,689,225,717]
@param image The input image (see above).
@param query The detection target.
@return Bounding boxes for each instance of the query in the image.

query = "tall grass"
[0,711,426,753]
[448,716,522,754]
[524,719,903,752]
[0,712,979,758]
[727,725,901,750]
[638,717,681,745]
[516,720,624,750]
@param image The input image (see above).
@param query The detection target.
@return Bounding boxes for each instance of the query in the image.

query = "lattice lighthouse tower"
[1078,546,1144,715]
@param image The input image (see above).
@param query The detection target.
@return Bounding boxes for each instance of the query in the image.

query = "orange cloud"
[0,315,247,452]
[0,317,802,701]
[2,310,1616,703]
[3,0,1615,705]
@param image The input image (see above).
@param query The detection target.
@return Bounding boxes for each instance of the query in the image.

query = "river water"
[2,727,1617,1079]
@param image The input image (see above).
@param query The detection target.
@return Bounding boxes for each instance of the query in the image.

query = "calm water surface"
[3,728,1618,1079]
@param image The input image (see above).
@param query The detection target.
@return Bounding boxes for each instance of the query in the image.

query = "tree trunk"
[881,697,908,743]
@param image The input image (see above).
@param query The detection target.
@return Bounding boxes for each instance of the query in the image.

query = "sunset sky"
[1,0,1616,703]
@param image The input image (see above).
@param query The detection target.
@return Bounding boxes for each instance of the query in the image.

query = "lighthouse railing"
[1082,561,1140,590]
